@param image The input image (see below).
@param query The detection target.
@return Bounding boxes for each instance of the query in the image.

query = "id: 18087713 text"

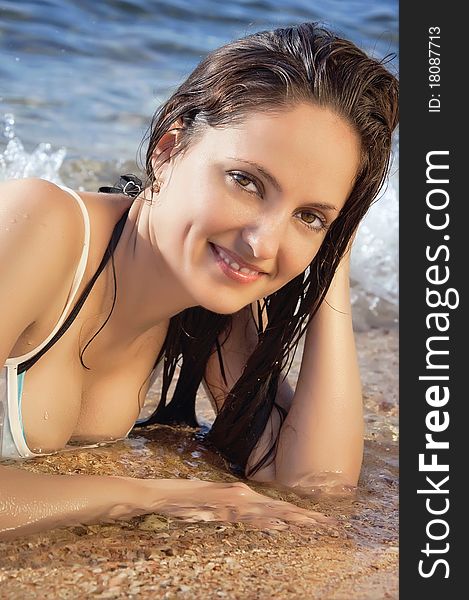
[428,26,441,113]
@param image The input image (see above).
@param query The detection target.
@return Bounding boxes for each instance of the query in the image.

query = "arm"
[0,466,267,539]
[269,253,363,488]
[243,248,363,487]
[0,465,153,539]
[0,463,332,540]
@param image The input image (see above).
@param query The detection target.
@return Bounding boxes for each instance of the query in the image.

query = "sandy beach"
[0,326,398,599]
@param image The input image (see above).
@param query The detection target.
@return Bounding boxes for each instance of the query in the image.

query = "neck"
[103,192,197,339]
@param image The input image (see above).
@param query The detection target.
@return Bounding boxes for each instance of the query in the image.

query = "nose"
[241,212,287,261]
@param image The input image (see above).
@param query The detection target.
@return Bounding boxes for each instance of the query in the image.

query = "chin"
[195,289,248,315]
[200,299,246,316]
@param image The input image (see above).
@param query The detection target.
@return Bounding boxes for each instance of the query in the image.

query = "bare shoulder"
[0,177,83,220]
[0,178,85,273]
[0,178,85,362]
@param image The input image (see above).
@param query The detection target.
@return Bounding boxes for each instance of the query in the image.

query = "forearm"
[1,466,329,536]
[0,465,163,540]
[274,260,363,488]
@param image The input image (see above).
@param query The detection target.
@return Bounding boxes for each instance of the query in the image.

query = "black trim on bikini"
[17,208,130,375]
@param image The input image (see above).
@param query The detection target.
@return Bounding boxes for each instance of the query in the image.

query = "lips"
[211,243,266,274]
[209,243,265,283]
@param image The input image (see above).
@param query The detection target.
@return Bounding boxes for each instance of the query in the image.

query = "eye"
[228,171,262,196]
[297,210,328,232]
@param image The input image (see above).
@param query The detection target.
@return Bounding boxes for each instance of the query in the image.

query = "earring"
[145,178,162,206]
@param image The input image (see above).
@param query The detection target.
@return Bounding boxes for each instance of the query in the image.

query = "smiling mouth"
[209,243,265,283]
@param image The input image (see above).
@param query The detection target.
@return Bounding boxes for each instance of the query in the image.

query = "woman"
[0,22,398,538]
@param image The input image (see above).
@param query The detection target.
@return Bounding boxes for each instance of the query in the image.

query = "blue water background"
[0,0,398,325]
[1,0,397,160]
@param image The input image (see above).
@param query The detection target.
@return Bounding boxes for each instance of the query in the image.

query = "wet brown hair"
[130,22,399,477]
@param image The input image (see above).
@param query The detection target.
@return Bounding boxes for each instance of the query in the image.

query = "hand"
[322,226,359,309]
[137,478,335,531]
[336,226,358,271]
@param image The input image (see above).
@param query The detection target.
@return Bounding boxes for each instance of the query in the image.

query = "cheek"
[157,171,215,227]
[178,171,227,227]
[282,238,322,282]
[159,191,229,260]
[195,200,227,230]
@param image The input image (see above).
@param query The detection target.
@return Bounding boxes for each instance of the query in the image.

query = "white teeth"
[216,246,259,275]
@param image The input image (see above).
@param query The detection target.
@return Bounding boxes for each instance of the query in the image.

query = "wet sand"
[0,327,398,599]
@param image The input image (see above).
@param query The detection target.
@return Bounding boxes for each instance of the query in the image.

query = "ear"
[151,118,185,175]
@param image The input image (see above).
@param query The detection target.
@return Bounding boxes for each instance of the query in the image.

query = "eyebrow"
[227,157,339,212]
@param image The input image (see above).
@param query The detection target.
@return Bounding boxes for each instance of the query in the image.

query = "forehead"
[191,103,361,205]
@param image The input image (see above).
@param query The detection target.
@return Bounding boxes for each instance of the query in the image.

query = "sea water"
[0,0,398,328]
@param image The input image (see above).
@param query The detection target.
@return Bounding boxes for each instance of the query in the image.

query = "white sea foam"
[350,136,398,327]
[0,114,66,184]
[351,139,399,308]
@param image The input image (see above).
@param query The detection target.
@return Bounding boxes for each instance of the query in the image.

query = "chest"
[10,264,168,456]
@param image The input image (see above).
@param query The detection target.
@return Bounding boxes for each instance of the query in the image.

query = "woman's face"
[151,102,361,314]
